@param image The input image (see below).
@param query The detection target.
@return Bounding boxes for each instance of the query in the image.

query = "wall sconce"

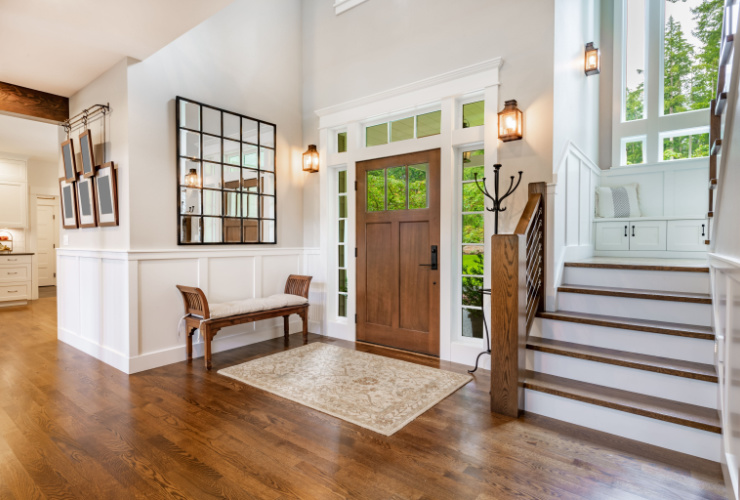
[303,144,319,173]
[498,100,523,142]
[585,42,600,75]
[184,168,200,187]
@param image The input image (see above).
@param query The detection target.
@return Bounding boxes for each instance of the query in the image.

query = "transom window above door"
[366,164,429,212]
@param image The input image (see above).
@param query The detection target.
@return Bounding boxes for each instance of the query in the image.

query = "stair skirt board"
[532,319,715,364]
[524,389,721,462]
[557,292,712,326]
[527,350,718,409]
[562,267,710,294]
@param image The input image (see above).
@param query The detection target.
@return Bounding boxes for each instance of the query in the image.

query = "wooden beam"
[0,81,68,123]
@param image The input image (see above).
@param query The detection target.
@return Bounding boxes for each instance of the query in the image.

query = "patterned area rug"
[218,343,472,436]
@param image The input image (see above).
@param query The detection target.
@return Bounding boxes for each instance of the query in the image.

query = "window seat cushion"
[209,294,308,319]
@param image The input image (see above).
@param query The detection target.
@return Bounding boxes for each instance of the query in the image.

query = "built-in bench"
[176,274,312,369]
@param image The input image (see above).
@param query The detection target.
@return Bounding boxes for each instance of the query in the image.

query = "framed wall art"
[61,139,77,182]
[79,129,96,178]
[58,177,79,229]
[76,176,97,228]
[95,162,119,227]
[176,96,277,245]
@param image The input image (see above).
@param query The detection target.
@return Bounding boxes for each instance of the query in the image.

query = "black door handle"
[419,245,438,270]
[632,225,635,237]
[624,225,628,237]
[702,224,706,236]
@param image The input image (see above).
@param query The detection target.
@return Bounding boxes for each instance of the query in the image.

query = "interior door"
[356,149,440,356]
[36,198,58,286]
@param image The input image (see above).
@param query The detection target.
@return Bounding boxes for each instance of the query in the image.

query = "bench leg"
[203,326,212,370]
[283,315,290,339]
[301,306,309,342]
[186,327,196,360]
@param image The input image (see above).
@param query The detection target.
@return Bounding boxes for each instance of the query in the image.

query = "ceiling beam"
[0,81,68,123]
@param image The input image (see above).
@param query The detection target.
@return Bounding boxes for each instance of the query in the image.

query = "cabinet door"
[595,221,629,251]
[667,220,708,252]
[0,182,27,228]
[629,221,667,251]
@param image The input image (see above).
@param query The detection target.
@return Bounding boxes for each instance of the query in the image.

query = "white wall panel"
[208,256,256,303]
[102,259,127,355]
[79,257,102,344]
[57,255,80,334]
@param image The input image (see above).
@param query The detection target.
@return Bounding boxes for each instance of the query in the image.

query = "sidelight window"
[460,149,485,339]
[337,169,348,317]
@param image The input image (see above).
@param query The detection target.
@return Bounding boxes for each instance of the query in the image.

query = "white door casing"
[35,196,59,287]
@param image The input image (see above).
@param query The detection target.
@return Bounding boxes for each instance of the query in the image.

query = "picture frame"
[61,139,77,182]
[58,177,79,229]
[79,129,96,178]
[76,176,97,228]
[95,162,119,227]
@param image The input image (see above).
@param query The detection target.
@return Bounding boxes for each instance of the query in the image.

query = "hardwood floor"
[0,298,728,500]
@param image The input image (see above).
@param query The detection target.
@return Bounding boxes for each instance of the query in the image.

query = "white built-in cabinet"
[595,218,707,252]
[0,158,28,228]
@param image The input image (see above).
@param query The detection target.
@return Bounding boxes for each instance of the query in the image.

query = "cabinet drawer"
[595,221,629,251]
[0,283,28,300]
[0,264,29,282]
[629,221,667,251]
[0,255,31,265]
[667,220,708,252]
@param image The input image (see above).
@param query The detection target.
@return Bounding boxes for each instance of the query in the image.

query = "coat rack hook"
[473,164,523,235]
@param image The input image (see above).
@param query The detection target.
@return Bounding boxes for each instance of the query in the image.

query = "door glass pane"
[179,100,200,130]
[463,149,485,180]
[408,163,428,209]
[338,294,347,317]
[390,117,414,142]
[387,166,407,210]
[462,101,484,128]
[462,214,484,243]
[366,123,388,147]
[339,195,347,218]
[338,170,347,193]
[463,183,484,212]
[625,0,646,121]
[462,277,484,306]
[367,170,385,211]
[203,217,222,243]
[339,269,348,293]
[462,245,484,275]
[337,132,347,153]
[338,244,345,268]
[203,190,222,216]
[338,219,346,243]
[462,308,484,339]
[416,111,441,138]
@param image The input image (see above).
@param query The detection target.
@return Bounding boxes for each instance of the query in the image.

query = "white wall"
[301,0,556,244]
[126,0,304,250]
[552,0,601,167]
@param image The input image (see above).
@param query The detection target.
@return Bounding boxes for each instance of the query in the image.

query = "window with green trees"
[662,129,710,160]
[461,149,485,339]
[624,138,646,165]
[337,169,348,317]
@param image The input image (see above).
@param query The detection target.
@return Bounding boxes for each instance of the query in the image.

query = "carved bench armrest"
[176,285,211,319]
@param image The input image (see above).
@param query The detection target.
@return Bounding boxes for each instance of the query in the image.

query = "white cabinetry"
[0,254,32,305]
[595,217,707,255]
[0,158,28,228]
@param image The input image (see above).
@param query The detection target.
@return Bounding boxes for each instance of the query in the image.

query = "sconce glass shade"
[498,100,523,142]
[184,168,200,187]
[585,42,600,75]
[303,144,319,173]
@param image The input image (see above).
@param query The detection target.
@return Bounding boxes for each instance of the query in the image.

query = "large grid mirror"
[176,96,277,245]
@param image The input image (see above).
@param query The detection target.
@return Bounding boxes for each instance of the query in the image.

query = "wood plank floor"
[0,297,728,500]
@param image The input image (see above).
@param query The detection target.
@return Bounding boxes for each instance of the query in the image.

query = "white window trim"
[612,0,711,166]
[334,0,369,15]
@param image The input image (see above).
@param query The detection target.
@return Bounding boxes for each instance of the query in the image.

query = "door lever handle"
[420,245,438,270]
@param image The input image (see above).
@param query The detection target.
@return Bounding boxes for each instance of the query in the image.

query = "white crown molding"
[315,57,504,119]
[334,0,369,15]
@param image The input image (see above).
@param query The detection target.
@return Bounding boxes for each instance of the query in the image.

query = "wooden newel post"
[490,233,527,417]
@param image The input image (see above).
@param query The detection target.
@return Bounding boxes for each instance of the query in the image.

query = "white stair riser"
[524,390,721,462]
[563,267,710,294]
[527,350,718,409]
[557,292,712,326]
[532,318,715,364]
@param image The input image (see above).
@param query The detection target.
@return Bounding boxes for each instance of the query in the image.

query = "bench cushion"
[209,294,308,320]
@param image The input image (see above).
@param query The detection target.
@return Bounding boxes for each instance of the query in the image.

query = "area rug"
[218,343,472,436]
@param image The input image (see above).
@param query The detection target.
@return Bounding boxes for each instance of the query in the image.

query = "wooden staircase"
[524,260,721,461]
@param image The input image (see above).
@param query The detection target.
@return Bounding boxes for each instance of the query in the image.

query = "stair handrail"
[490,182,547,417]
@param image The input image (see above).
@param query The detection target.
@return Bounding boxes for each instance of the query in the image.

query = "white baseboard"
[58,327,130,373]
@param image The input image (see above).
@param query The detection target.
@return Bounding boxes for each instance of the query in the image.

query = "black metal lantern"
[184,168,200,187]
[498,100,523,142]
[585,42,600,75]
[303,144,319,173]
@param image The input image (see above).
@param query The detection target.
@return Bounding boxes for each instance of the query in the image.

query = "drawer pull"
[624,225,628,237]
[702,224,706,237]
[7,272,17,275]
[7,290,17,294]
[6,259,17,262]
[632,225,635,237]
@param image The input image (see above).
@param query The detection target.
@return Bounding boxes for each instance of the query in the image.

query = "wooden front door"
[356,149,440,356]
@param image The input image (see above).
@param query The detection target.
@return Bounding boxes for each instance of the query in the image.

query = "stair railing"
[490,182,547,417]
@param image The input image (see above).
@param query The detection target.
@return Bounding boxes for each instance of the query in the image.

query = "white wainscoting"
[547,141,600,310]
[57,248,323,374]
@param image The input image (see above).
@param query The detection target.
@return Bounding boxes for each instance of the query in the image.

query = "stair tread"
[564,261,709,273]
[526,337,718,382]
[537,311,714,340]
[524,370,721,433]
[558,284,712,304]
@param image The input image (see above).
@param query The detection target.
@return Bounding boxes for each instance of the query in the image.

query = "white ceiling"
[0,113,60,163]
[0,0,234,97]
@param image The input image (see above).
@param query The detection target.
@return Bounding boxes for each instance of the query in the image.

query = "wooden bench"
[176,274,312,369]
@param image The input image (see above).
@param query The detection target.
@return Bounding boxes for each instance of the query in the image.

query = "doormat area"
[218,343,472,436]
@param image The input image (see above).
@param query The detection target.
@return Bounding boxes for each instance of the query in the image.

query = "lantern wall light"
[303,144,319,173]
[585,42,600,76]
[497,99,523,142]
[184,167,200,187]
